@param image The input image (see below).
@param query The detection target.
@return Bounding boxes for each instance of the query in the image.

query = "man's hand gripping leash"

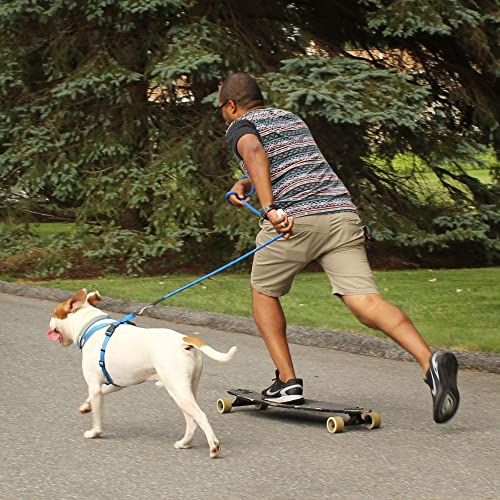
[225,186,294,239]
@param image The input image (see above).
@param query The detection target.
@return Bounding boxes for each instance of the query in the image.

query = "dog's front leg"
[83,384,104,439]
[79,384,122,413]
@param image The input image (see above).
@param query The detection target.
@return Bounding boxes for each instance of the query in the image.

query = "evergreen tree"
[0,0,498,277]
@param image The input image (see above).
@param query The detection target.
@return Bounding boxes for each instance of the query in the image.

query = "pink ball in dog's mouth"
[47,329,61,343]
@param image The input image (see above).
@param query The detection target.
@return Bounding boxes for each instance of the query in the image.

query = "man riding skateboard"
[219,72,460,424]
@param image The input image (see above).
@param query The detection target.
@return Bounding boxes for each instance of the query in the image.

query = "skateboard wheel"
[217,398,233,414]
[326,416,345,434]
[363,411,381,429]
[254,403,268,411]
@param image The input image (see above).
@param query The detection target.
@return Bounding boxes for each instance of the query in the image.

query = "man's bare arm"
[236,133,294,236]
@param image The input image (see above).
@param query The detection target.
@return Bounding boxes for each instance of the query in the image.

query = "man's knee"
[342,293,400,329]
[342,292,378,309]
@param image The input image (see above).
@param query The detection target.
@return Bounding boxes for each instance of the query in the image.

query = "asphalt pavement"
[1,293,499,499]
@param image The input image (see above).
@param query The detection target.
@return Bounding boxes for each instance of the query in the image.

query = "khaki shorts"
[251,212,379,297]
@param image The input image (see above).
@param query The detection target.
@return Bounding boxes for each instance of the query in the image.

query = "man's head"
[217,73,264,123]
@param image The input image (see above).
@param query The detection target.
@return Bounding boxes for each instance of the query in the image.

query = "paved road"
[1,293,499,499]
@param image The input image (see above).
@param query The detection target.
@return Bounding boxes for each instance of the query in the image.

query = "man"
[219,72,459,423]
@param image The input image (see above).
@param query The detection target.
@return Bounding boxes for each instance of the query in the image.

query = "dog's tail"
[182,336,237,362]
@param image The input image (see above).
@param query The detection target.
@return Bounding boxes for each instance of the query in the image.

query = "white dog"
[47,288,237,458]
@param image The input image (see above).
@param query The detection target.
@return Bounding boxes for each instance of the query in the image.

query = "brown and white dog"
[47,288,237,458]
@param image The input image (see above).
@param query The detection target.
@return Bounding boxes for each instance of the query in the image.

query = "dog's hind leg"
[173,365,203,450]
[174,412,197,450]
[155,349,219,458]
[163,384,220,459]
[79,384,122,413]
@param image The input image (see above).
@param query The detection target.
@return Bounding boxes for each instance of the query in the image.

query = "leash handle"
[225,175,257,212]
[225,178,287,222]
[225,190,262,217]
[238,174,255,197]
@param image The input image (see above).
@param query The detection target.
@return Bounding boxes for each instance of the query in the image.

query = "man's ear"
[69,288,88,313]
[228,99,238,115]
[87,291,102,306]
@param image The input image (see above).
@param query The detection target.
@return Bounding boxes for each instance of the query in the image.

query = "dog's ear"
[87,290,102,306]
[69,288,88,313]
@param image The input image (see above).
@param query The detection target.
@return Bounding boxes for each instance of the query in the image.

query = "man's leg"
[341,293,432,373]
[252,287,297,382]
[341,292,460,423]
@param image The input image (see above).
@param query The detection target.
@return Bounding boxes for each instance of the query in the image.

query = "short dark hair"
[219,73,264,110]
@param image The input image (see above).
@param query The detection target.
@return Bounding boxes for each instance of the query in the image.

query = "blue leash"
[225,192,261,217]
[135,233,283,316]
[224,174,261,217]
[87,185,284,385]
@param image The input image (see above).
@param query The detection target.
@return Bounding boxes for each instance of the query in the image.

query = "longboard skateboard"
[217,388,381,434]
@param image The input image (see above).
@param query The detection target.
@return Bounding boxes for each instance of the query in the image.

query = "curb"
[1,280,499,374]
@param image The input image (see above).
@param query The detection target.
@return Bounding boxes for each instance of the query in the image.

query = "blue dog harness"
[77,315,113,349]
[77,315,132,386]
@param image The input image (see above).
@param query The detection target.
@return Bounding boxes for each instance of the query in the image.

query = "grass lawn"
[31,267,500,353]
[30,222,77,238]
[1,222,77,239]
[369,153,497,205]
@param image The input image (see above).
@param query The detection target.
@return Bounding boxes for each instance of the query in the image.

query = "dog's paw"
[83,429,103,439]
[174,440,192,449]
[79,402,92,413]
[148,375,163,388]
[210,440,220,459]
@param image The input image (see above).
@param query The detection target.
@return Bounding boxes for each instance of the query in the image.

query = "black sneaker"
[261,370,304,404]
[425,351,460,423]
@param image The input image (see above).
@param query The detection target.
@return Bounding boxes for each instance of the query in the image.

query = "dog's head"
[48,288,102,347]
